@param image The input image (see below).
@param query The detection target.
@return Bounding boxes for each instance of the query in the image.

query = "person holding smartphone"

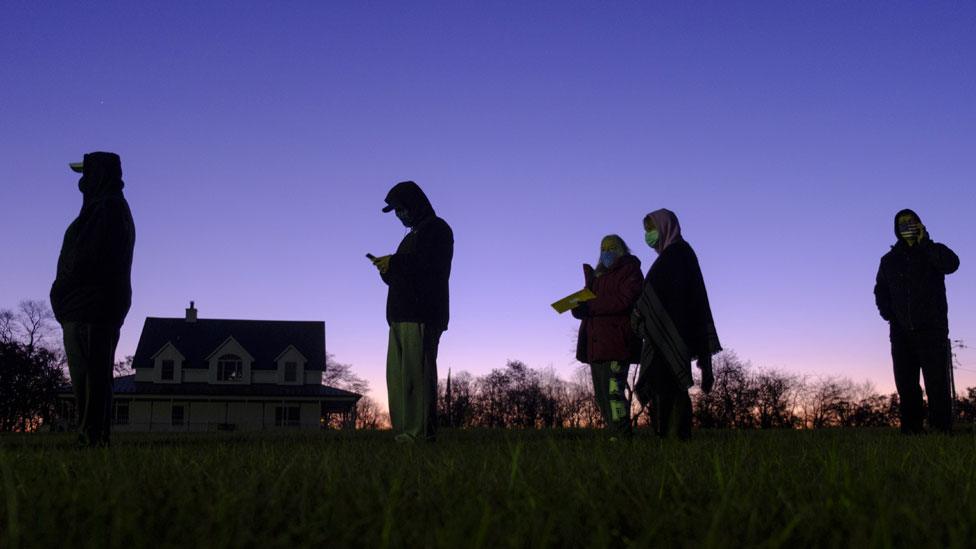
[370,181,453,443]
[874,209,960,434]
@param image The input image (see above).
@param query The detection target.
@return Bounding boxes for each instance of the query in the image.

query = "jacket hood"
[78,152,124,203]
[645,208,684,253]
[384,181,435,222]
[894,208,922,244]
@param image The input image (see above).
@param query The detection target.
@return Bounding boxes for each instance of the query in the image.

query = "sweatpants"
[387,322,441,441]
[63,322,120,446]
[590,361,631,432]
[890,325,953,433]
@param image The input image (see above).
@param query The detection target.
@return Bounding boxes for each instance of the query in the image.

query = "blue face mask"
[645,229,660,248]
[600,250,619,268]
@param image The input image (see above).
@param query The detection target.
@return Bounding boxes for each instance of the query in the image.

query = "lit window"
[285,361,298,383]
[172,405,185,426]
[217,354,244,382]
[161,360,174,381]
[275,406,300,427]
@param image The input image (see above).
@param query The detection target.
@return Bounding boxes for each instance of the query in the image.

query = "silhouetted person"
[372,181,453,443]
[874,209,959,434]
[632,209,720,439]
[572,235,643,436]
[50,152,135,447]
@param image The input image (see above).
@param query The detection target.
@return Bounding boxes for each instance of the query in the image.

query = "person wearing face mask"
[372,181,454,443]
[50,152,136,447]
[571,235,643,436]
[874,209,959,434]
[632,209,720,439]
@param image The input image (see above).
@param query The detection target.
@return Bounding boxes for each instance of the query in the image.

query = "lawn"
[1,428,975,548]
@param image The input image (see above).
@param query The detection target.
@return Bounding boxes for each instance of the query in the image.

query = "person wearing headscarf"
[372,181,454,443]
[632,209,720,439]
[50,152,136,447]
[572,235,643,435]
[874,209,959,434]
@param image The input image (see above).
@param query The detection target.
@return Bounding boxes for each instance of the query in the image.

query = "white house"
[59,303,360,432]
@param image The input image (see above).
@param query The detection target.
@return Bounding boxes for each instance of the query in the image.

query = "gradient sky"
[2,2,974,411]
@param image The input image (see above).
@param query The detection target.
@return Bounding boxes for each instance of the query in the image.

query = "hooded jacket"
[50,152,136,327]
[574,254,643,364]
[874,209,959,332]
[380,181,453,331]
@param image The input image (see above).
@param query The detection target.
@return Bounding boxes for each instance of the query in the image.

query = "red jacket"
[575,254,644,364]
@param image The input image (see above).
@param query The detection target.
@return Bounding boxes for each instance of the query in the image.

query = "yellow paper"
[551,288,597,314]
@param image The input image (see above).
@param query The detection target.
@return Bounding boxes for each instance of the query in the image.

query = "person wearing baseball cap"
[51,151,136,447]
[371,181,453,443]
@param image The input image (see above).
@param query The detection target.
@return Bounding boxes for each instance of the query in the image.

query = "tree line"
[433,352,976,430]
[3,298,973,432]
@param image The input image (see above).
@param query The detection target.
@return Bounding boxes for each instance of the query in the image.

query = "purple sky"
[2,2,974,410]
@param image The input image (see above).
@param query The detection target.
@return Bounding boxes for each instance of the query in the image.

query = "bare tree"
[16,300,57,356]
[114,355,134,377]
[753,368,802,429]
[0,309,15,344]
[323,353,369,395]
[355,396,388,429]
[694,352,757,429]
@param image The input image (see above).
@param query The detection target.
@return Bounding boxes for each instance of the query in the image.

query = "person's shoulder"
[620,254,642,271]
[431,216,453,236]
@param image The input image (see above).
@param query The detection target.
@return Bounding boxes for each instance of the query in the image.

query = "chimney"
[185,301,197,323]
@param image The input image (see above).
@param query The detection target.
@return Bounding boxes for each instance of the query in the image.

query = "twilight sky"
[2,2,974,409]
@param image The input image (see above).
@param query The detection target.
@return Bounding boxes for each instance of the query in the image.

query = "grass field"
[2,428,975,548]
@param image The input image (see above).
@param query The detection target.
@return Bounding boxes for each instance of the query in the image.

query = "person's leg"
[421,326,442,441]
[87,324,119,445]
[891,326,924,433]
[396,322,427,442]
[918,332,953,433]
[589,363,612,428]
[608,361,631,435]
[654,391,675,438]
[386,324,405,436]
[63,322,91,445]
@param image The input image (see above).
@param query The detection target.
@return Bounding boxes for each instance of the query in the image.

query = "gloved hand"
[571,302,590,319]
[699,354,714,394]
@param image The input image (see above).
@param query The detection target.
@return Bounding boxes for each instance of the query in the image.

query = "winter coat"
[50,152,135,327]
[574,254,643,364]
[643,240,717,361]
[874,209,959,332]
[380,181,453,331]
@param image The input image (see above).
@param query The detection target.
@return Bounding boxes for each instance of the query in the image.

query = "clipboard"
[551,288,597,314]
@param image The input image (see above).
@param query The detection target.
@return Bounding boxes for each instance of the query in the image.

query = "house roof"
[59,375,360,400]
[132,317,327,371]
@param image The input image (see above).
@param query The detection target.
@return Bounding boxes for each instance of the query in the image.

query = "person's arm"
[921,239,960,275]
[586,262,644,316]
[874,261,892,322]
[68,202,129,284]
[387,221,453,281]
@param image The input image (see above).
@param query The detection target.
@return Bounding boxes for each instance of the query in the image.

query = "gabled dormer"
[206,336,254,385]
[274,345,307,385]
[151,342,185,384]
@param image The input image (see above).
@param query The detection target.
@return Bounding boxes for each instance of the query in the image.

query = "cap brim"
[69,162,84,173]
[382,205,395,213]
